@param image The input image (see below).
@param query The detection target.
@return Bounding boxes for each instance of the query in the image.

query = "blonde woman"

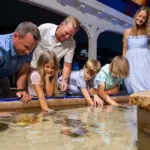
[94,56,129,106]
[58,59,104,106]
[123,6,150,94]
[28,51,58,112]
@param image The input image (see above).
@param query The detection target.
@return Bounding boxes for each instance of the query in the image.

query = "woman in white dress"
[123,6,150,94]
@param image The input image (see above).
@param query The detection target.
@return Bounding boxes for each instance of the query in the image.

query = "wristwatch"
[17,89,25,92]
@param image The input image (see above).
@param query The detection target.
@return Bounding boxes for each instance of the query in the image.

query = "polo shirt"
[31,23,76,68]
[58,69,93,95]
[94,64,123,90]
[0,33,32,78]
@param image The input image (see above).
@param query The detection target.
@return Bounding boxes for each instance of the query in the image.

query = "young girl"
[94,56,129,106]
[28,51,58,112]
[58,59,104,106]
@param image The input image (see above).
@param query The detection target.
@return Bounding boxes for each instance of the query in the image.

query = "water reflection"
[55,117,86,127]
[0,105,139,150]
[53,105,137,149]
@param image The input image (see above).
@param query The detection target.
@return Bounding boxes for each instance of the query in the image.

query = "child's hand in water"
[111,102,119,106]
[41,108,56,116]
[93,94,104,107]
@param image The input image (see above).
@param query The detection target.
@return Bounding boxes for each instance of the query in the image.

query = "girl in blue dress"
[122,6,150,94]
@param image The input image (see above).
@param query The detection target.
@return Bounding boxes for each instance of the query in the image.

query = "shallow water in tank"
[0,105,143,150]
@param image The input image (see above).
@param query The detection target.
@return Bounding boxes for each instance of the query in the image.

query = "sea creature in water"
[61,127,90,137]
[55,117,90,137]
[0,122,9,132]
[89,124,99,128]
[13,113,43,127]
[55,117,86,128]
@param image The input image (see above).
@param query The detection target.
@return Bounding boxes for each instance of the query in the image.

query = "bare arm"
[105,84,120,95]
[97,83,119,106]
[61,62,72,91]
[81,88,94,106]
[16,63,29,90]
[45,75,55,96]
[16,63,32,102]
[33,84,49,111]
[122,29,130,57]
[62,62,72,81]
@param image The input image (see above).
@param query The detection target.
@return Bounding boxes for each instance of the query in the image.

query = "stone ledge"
[0,96,129,110]
[130,91,150,110]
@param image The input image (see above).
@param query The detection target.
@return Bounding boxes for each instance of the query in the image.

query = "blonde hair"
[84,59,101,76]
[37,51,59,85]
[110,56,129,78]
[131,6,150,36]
[63,15,80,30]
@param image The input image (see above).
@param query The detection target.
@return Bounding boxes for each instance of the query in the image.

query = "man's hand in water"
[16,91,32,103]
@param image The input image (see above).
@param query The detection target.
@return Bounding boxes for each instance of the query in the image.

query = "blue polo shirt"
[58,69,93,95]
[0,33,32,78]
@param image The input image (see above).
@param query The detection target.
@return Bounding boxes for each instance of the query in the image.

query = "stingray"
[54,117,86,128]
[61,127,90,137]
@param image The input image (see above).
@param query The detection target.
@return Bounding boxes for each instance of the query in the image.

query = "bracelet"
[17,89,25,92]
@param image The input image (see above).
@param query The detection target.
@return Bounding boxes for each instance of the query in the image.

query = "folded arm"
[45,75,55,96]
[105,84,120,95]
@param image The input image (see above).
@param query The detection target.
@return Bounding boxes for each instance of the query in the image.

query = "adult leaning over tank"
[30,16,80,93]
[0,21,41,102]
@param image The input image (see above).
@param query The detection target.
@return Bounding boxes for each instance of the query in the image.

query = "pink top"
[28,70,43,96]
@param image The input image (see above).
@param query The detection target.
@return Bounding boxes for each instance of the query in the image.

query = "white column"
[88,25,104,59]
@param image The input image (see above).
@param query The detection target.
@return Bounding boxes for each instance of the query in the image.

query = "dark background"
[98,0,150,17]
[0,0,135,88]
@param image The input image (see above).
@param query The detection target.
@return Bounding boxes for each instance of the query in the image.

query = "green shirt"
[94,64,123,90]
